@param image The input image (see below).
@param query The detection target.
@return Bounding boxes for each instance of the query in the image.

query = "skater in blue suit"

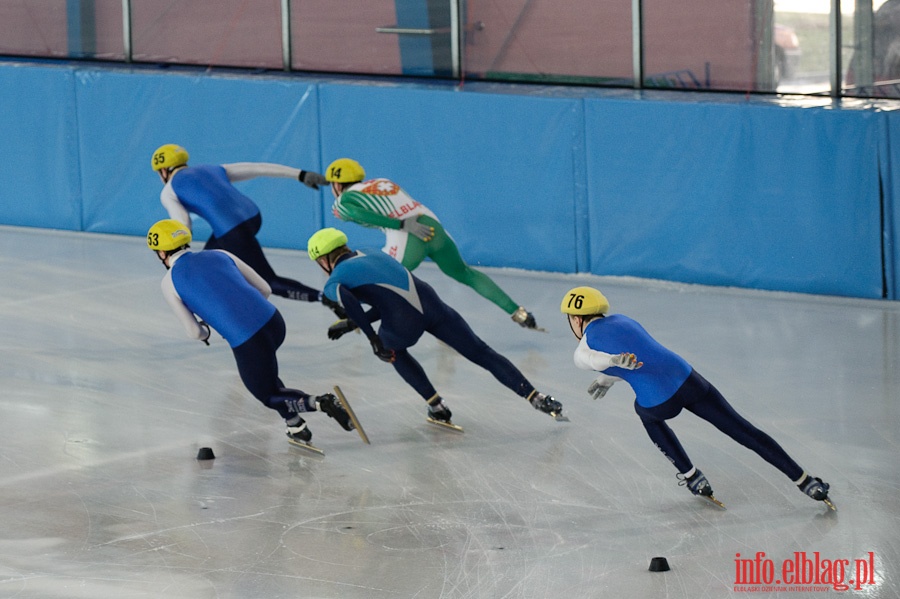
[306,227,563,426]
[147,219,354,447]
[560,286,834,509]
[151,144,344,318]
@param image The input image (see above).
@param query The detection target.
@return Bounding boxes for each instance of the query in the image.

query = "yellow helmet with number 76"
[560,286,609,316]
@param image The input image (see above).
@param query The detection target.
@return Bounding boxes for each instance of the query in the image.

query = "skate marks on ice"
[1,227,899,598]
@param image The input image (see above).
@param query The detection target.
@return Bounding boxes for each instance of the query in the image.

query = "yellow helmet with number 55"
[147,219,192,252]
[150,144,189,172]
[560,286,609,316]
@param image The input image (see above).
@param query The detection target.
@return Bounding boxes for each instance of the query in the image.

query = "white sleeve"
[215,250,272,298]
[160,271,207,340]
[222,162,301,183]
[160,181,192,230]
[573,335,618,372]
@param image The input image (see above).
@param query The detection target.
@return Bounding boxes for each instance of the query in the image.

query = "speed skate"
[287,437,325,456]
[427,417,464,432]
[700,494,726,510]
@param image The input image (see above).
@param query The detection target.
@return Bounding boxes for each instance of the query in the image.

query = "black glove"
[298,170,328,190]
[328,319,358,340]
[198,321,211,346]
[369,335,396,363]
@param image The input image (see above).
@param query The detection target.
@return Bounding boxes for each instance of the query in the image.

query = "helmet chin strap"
[567,315,582,339]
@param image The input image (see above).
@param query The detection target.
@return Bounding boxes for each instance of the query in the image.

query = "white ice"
[0,225,897,598]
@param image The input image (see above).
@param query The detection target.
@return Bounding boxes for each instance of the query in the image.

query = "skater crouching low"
[307,227,564,428]
[560,286,834,510]
[147,219,355,448]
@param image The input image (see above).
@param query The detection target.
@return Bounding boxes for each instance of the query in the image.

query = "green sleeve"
[336,191,402,230]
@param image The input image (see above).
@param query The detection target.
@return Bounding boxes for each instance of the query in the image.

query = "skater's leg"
[416,217,519,314]
[218,216,321,301]
[428,307,534,398]
[390,349,439,400]
[231,312,312,418]
[682,371,804,481]
[635,401,694,474]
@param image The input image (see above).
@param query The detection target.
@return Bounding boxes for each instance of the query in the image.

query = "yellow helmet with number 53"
[147,219,192,252]
[560,286,609,316]
[151,144,189,172]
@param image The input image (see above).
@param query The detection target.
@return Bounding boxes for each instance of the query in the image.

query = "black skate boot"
[798,474,836,510]
[286,417,312,443]
[316,393,355,431]
[426,395,463,431]
[321,295,348,319]
[678,469,725,508]
[285,417,325,455]
[427,395,453,423]
[528,391,566,420]
[511,306,538,329]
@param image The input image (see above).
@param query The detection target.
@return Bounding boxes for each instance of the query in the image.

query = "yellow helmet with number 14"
[325,158,365,183]
[560,286,610,316]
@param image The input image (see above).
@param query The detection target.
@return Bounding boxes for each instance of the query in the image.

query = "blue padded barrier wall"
[0,65,83,230]
[74,69,323,247]
[317,82,583,273]
[585,97,885,298]
[0,61,897,299]
[884,111,900,300]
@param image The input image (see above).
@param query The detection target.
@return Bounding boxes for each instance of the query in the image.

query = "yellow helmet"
[560,286,610,315]
[325,158,365,183]
[147,219,192,251]
[308,227,348,260]
[151,144,189,172]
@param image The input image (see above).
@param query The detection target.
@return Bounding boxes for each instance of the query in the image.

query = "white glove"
[609,352,642,370]
[400,217,434,241]
[587,379,614,400]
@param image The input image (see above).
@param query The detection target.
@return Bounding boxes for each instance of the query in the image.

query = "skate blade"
[551,412,569,422]
[427,417,464,433]
[822,498,837,511]
[700,494,726,510]
[333,385,370,445]
[287,438,325,456]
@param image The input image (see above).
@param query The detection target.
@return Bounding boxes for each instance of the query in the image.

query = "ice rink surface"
[1,225,898,599]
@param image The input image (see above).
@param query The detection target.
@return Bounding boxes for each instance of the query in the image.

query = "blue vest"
[171,251,276,347]
[584,314,692,408]
[171,165,260,236]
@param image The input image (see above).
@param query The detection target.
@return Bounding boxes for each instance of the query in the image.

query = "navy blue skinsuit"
[583,314,804,480]
[323,250,536,401]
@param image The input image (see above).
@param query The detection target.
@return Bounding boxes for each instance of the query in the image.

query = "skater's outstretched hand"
[298,170,328,190]
[400,217,434,242]
[609,352,642,370]
[198,321,211,346]
[587,378,614,400]
[369,335,396,363]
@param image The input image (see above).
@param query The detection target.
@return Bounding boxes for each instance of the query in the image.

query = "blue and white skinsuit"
[323,250,538,403]
[574,313,806,482]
